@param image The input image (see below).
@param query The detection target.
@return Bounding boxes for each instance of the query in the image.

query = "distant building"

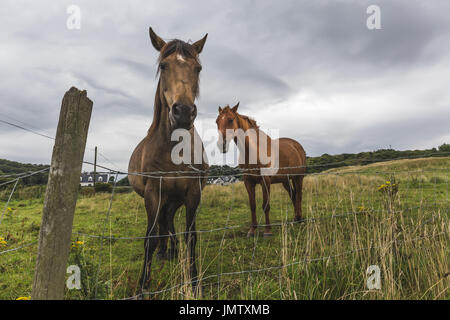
[80,172,109,187]
[208,176,239,186]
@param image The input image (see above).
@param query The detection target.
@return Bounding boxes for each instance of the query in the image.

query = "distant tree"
[116,176,130,186]
[438,143,450,152]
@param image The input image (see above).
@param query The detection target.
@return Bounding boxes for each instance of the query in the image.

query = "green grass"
[0,157,449,300]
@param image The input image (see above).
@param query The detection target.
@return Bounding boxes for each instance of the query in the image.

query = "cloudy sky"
[1,0,449,171]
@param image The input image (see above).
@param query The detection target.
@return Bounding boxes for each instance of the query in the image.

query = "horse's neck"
[235,117,271,167]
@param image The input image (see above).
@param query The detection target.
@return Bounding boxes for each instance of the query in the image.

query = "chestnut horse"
[128,28,208,292]
[216,103,306,237]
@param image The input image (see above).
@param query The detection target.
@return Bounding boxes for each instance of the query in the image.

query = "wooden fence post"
[31,87,93,300]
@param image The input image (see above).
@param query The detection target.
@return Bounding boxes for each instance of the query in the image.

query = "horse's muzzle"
[170,103,197,130]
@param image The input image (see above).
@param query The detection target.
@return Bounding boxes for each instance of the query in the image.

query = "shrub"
[79,187,95,197]
[94,183,112,193]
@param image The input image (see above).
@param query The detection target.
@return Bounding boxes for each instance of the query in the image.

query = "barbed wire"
[0,180,19,227]
[0,240,38,255]
[0,167,50,188]
[82,150,450,177]
[0,119,55,140]
[0,170,49,178]
[2,114,449,180]
[83,160,449,180]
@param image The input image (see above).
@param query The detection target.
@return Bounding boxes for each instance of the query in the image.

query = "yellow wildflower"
[71,240,84,249]
[16,296,31,300]
[0,237,7,247]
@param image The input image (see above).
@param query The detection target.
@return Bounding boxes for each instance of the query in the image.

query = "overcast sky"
[1,0,449,171]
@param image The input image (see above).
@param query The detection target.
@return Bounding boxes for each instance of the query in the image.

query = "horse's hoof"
[294,216,304,223]
[247,231,255,238]
[263,232,273,238]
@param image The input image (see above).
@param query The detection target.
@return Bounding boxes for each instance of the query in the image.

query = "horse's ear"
[192,34,208,54]
[149,27,166,52]
[218,106,222,113]
[231,102,239,113]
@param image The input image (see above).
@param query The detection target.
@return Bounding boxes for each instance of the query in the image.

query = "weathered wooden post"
[32,87,93,300]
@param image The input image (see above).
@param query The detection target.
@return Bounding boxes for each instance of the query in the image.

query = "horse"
[128,27,209,293]
[216,103,306,237]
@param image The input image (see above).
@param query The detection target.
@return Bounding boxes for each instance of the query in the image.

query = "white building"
[80,173,109,187]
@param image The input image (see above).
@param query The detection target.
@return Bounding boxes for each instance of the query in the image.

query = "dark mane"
[238,113,259,129]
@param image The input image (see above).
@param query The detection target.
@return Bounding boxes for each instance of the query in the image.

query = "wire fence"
[0,117,449,299]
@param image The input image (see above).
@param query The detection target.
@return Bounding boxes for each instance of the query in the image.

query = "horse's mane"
[222,106,259,129]
[237,113,259,129]
[148,39,201,136]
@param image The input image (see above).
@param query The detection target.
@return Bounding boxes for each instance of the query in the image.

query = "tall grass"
[0,157,448,299]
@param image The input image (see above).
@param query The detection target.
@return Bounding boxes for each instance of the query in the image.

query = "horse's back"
[279,137,306,164]
[128,137,147,198]
[277,137,306,177]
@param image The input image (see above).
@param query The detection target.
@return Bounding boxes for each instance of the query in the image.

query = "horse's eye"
[159,63,168,70]
[195,66,202,73]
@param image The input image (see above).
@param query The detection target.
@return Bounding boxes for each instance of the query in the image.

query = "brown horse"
[128,27,209,292]
[216,103,306,237]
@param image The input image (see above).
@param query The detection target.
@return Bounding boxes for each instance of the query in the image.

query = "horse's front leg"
[261,177,272,237]
[184,194,200,296]
[139,182,166,291]
[157,206,169,260]
[244,179,257,237]
[163,200,182,260]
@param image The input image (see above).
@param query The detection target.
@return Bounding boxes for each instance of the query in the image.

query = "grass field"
[0,157,449,300]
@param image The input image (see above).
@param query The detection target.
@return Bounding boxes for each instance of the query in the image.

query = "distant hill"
[306,143,450,173]
[0,158,49,187]
[207,144,450,178]
[2,143,449,187]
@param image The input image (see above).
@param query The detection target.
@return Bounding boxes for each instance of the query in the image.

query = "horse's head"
[150,27,207,130]
[216,102,240,153]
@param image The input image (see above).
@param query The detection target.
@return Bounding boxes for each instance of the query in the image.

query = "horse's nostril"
[173,104,180,115]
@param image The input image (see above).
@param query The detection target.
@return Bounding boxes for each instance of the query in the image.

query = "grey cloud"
[72,72,133,100]
[110,57,154,78]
